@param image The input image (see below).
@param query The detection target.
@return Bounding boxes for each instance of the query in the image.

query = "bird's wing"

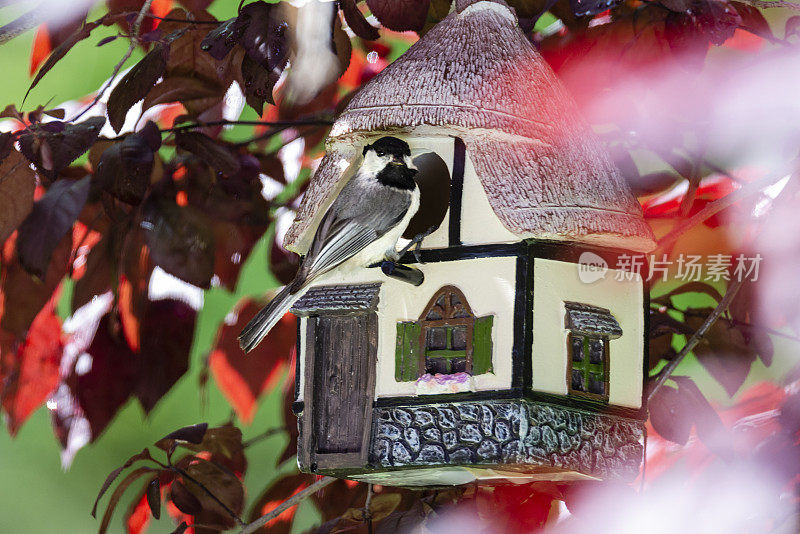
[299,183,412,280]
[306,218,379,275]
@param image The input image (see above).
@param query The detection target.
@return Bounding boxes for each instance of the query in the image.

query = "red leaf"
[29,25,52,76]
[0,302,62,435]
[209,301,295,423]
[126,492,152,534]
[151,0,175,19]
[366,0,430,32]
[248,472,310,533]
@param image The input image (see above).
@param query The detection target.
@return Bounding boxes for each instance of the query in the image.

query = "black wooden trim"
[292,400,304,415]
[373,388,524,407]
[511,253,529,389]
[448,137,465,247]
[294,317,301,403]
[524,390,646,420]
[527,239,647,268]
[371,389,645,420]
[396,242,525,264]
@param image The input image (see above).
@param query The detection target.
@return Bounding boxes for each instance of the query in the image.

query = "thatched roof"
[284,0,656,253]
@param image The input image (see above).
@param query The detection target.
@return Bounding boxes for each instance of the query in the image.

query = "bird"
[238,136,421,353]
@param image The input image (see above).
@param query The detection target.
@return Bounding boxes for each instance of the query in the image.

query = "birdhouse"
[283,0,656,486]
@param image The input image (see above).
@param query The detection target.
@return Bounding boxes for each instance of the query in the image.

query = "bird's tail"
[238,284,304,353]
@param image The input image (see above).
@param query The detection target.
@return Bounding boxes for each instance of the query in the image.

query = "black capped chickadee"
[238,136,420,352]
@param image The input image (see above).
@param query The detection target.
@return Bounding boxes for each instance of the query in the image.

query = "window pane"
[451,357,467,373]
[571,369,585,391]
[588,373,605,395]
[571,336,584,362]
[589,338,604,364]
[452,326,467,350]
[426,327,447,350]
[426,358,448,375]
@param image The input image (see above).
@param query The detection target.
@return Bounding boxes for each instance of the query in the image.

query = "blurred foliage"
[0,0,798,533]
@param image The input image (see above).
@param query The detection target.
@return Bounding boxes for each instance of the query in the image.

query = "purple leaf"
[159,423,209,445]
[175,131,240,176]
[17,175,91,278]
[366,0,430,32]
[341,0,380,40]
[649,384,692,445]
[141,196,215,288]
[18,116,105,176]
[146,478,161,520]
[107,44,169,133]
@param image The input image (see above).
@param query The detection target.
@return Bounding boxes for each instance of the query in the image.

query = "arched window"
[419,286,474,374]
[394,285,494,381]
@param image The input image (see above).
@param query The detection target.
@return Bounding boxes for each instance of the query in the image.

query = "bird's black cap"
[363,136,412,157]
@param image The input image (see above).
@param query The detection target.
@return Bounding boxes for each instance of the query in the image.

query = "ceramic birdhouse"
[283,0,656,486]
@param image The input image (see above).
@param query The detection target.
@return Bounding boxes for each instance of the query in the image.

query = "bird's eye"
[376,150,385,156]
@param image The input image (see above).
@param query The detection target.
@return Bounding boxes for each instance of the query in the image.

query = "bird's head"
[361,136,413,174]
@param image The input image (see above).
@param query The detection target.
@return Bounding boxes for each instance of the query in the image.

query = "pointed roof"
[284,0,656,253]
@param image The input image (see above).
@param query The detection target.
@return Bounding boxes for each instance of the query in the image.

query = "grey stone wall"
[371,400,644,480]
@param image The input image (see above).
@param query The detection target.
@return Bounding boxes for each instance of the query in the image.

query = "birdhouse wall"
[295,255,518,400]
[531,258,645,409]
[458,148,521,246]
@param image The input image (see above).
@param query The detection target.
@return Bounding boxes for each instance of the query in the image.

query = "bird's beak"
[390,156,405,166]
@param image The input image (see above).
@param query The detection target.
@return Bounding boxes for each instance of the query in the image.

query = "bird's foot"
[397,226,437,264]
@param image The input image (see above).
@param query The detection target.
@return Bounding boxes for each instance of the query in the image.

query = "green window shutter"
[395,321,421,381]
[472,315,494,375]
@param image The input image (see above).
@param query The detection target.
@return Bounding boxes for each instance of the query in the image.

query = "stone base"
[369,400,644,481]
[302,399,644,486]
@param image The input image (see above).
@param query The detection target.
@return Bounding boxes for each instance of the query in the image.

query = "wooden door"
[307,313,377,468]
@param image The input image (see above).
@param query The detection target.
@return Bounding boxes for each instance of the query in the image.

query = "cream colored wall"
[305,255,518,398]
[531,258,644,408]
[459,151,519,245]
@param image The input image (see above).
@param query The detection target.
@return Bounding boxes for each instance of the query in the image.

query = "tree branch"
[240,477,336,534]
[0,2,46,46]
[242,427,284,448]
[648,278,744,401]
[71,0,155,122]
[364,483,375,534]
[162,116,334,133]
[655,170,791,251]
